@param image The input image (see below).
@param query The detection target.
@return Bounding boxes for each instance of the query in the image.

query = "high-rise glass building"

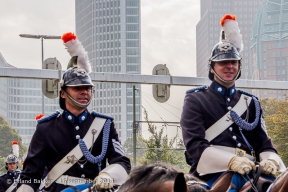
[0,53,11,119]
[250,0,288,99]
[196,0,264,79]
[0,52,59,146]
[75,0,141,142]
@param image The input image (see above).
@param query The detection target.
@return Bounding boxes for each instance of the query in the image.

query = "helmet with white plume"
[59,32,94,110]
[6,141,19,169]
[208,14,243,83]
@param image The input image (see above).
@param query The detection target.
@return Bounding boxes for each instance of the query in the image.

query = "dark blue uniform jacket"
[181,81,277,181]
[0,170,20,192]
[19,109,131,191]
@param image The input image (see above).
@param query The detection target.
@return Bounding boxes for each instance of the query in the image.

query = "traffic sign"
[42,58,62,99]
[152,64,170,103]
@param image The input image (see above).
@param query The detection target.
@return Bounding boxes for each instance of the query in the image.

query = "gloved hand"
[93,172,114,190]
[228,156,256,175]
[259,159,279,176]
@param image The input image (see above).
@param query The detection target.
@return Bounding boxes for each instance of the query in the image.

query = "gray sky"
[0,0,201,138]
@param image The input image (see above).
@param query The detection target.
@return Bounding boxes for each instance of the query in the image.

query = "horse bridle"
[246,162,263,192]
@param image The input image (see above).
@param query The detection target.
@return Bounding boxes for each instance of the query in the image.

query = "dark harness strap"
[248,163,263,192]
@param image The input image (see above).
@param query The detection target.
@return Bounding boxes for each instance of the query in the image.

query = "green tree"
[261,98,288,165]
[0,116,27,173]
[175,139,191,172]
[138,108,185,169]
[123,137,146,165]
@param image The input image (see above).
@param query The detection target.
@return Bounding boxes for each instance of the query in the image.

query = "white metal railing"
[0,67,288,90]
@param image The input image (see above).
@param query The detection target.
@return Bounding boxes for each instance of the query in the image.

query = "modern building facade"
[0,52,59,146]
[250,0,288,99]
[0,53,11,120]
[75,0,141,142]
[197,0,264,79]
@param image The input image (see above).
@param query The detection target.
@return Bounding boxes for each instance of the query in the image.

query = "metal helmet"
[60,33,94,110]
[6,154,18,164]
[208,40,242,81]
[60,64,94,88]
[208,14,244,84]
[59,64,94,110]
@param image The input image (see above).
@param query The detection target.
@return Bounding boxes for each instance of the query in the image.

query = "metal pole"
[41,37,45,114]
[19,34,61,114]
[133,85,136,166]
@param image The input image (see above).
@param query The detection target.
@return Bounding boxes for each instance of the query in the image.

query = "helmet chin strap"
[210,64,242,84]
[62,90,92,109]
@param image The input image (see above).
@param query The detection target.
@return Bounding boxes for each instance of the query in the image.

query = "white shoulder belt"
[205,94,252,142]
[6,173,21,192]
[40,117,106,189]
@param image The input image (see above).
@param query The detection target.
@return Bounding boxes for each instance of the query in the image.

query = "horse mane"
[118,162,180,191]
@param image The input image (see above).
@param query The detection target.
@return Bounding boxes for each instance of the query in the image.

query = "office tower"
[197,0,264,79]
[0,52,59,146]
[251,0,288,99]
[0,53,11,119]
[75,0,141,142]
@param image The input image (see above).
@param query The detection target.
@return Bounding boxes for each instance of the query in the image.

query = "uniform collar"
[64,110,88,124]
[7,171,17,176]
[211,81,236,97]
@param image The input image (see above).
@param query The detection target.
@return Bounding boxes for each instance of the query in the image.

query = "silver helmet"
[208,14,243,84]
[6,154,18,164]
[60,33,94,110]
[59,65,94,110]
[208,39,242,82]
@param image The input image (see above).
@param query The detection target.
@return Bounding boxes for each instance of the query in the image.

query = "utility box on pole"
[42,58,62,99]
[152,64,170,103]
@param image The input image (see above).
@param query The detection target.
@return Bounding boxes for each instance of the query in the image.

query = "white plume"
[12,142,19,158]
[222,19,244,52]
[63,38,92,74]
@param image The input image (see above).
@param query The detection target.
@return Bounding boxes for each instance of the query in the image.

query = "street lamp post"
[19,34,61,115]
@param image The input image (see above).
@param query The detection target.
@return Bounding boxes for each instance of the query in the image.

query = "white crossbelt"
[39,117,106,189]
[205,94,252,142]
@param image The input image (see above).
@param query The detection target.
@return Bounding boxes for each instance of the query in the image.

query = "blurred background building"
[250,0,288,99]
[0,52,59,148]
[196,0,264,80]
[75,0,141,142]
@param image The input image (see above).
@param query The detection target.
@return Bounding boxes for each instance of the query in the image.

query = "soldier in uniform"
[181,15,285,190]
[17,33,131,192]
[0,154,21,192]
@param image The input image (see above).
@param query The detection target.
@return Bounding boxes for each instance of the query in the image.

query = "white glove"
[259,159,279,176]
[93,172,114,190]
[228,156,256,175]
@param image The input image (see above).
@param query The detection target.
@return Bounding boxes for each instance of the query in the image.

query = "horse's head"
[117,162,209,192]
[118,162,179,192]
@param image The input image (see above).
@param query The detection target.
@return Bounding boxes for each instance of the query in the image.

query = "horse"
[206,165,288,192]
[61,162,208,192]
[118,162,208,192]
[268,168,288,192]
[62,163,288,192]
